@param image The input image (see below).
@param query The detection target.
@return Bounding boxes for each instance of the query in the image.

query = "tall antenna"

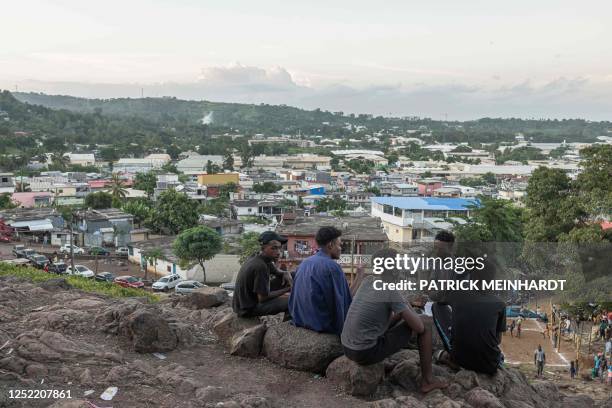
[141,88,144,98]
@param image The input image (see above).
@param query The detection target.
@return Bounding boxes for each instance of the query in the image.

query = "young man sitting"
[341,248,448,394]
[232,231,293,318]
[432,246,507,375]
[289,226,356,335]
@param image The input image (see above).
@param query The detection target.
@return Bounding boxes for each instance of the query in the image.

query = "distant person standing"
[570,361,576,380]
[534,344,546,377]
[509,320,516,337]
[516,317,523,338]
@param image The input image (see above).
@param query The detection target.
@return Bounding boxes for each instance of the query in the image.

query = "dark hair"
[315,226,342,247]
[435,230,455,243]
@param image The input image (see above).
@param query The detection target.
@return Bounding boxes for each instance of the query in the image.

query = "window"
[1,177,7,183]
[383,204,393,215]
[394,207,403,217]
[294,240,312,255]
[167,265,171,272]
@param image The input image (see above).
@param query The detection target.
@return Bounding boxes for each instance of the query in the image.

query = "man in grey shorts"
[341,248,447,394]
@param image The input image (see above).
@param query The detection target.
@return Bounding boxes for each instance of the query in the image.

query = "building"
[371,197,477,243]
[432,187,462,198]
[197,173,240,186]
[11,192,53,208]
[284,154,331,170]
[114,156,168,173]
[74,208,134,247]
[177,155,223,173]
[276,215,387,274]
[68,153,96,167]
[127,236,240,284]
[0,173,15,194]
[0,207,65,244]
[417,179,444,196]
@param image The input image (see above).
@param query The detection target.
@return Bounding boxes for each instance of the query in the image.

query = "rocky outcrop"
[213,311,263,347]
[326,356,384,396]
[178,287,229,309]
[230,323,267,358]
[262,321,343,374]
[118,310,179,353]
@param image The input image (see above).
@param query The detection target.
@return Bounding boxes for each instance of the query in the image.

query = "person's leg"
[417,317,448,393]
[249,296,289,317]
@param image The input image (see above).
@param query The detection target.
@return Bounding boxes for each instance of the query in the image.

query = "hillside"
[13,92,612,142]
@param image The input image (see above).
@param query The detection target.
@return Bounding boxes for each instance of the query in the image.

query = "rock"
[370,396,428,408]
[262,321,342,374]
[389,359,420,392]
[131,359,158,376]
[118,310,178,353]
[530,380,560,404]
[464,387,504,408]
[454,369,480,390]
[181,287,229,309]
[326,355,384,396]
[47,400,91,408]
[238,395,272,408]
[230,324,267,358]
[503,401,537,408]
[195,386,227,403]
[561,395,595,408]
[213,311,262,348]
[105,365,131,383]
[25,363,48,378]
[383,349,419,373]
[79,368,93,386]
[445,383,464,399]
[39,278,72,291]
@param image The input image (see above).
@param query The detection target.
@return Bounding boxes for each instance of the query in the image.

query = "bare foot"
[420,378,448,394]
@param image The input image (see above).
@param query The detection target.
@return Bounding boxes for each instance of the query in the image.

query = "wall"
[197,173,240,186]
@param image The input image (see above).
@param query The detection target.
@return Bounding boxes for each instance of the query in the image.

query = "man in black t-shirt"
[232,231,293,317]
[431,248,506,375]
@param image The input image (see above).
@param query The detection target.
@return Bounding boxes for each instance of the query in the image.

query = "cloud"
[4,65,612,121]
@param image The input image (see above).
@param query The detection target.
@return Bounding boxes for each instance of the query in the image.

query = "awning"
[99,227,114,233]
[10,219,54,232]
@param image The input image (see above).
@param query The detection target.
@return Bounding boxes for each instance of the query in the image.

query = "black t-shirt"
[232,254,276,316]
[447,291,507,375]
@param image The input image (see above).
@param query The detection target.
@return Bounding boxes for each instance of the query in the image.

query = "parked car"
[31,254,50,269]
[88,246,110,256]
[115,247,129,257]
[0,235,11,243]
[12,245,26,257]
[175,280,206,294]
[220,282,235,291]
[66,264,95,278]
[114,275,145,289]
[152,274,183,292]
[23,249,38,261]
[95,272,115,282]
[48,261,68,274]
[60,244,85,255]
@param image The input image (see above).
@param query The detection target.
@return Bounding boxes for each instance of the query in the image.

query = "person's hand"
[282,271,293,288]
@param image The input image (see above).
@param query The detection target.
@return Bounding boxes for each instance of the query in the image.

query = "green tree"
[142,248,165,281]
[524,167,584,241]
[238,232,261,264]
[173,226,222,283]
[109,173,128,201]
[452,145,472,153]
[148,190,199,234]
[253,182,282,193]
[0,193,16,209]
[99,147,119,162]
[51,153,69,170]
[133,172,157,197]
[84,192,113,209]
[219,182,238,199]
[122,199,152,227]
[239,144,254,168]
[166,144,181,160]
[223,151,234,171]
[316,196,347,213]
[575,145,612,217]
[453,197,523,242]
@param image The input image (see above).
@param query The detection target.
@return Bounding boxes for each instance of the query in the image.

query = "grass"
[0,263,160,302]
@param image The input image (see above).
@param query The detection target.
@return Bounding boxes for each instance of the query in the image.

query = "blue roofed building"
[370,197,479,243]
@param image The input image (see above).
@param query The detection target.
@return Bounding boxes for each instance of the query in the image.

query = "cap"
[258,231,288,245]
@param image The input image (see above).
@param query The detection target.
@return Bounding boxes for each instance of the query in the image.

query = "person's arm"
[349,266,365,296]
[269,262,293,287]
[253,266,289,303]
[399,304,425,334]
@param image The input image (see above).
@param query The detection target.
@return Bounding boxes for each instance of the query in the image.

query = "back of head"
[315,226,342,247]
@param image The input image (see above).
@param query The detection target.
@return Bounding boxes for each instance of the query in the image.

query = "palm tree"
[109,173,128,201]
[51,152,69,170]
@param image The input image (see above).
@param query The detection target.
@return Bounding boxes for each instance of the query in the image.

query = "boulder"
[262,321,342,374]
[213,311,262,348]
[370,396,427,408]
[326,355,384,396]
[180,287,229,309]
[464,387,504,408]
[388,359,421,392]
[560,395,595,408]
[230,324,267,358]
[118,310,178,353]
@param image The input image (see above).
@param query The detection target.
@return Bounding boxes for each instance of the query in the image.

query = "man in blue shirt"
[288,226,353,335]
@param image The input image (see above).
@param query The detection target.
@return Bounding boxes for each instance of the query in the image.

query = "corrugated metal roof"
[371,197,479,211]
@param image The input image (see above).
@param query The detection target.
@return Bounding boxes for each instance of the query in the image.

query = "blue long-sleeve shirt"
[288,251,352,335]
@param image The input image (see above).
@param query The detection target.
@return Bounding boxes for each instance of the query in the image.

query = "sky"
[2,0,612,120]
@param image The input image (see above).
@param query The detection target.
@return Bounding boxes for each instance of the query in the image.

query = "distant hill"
[13,92,611,142]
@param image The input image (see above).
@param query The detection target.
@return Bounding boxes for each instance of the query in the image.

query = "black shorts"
[343,321,413,365]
